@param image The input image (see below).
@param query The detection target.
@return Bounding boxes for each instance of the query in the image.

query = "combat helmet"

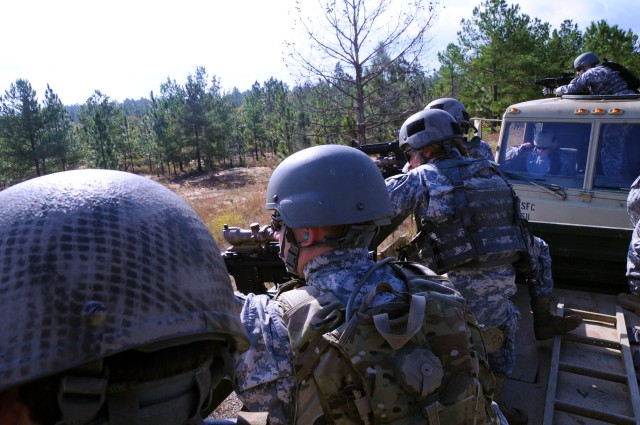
[574,52,600,70]
[266,144,392,229]
[266,145,392,274]
[399,108,463,151]
[426,97,473,132]
[0,169,249,394]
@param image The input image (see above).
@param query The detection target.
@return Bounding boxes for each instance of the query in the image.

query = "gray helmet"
[574,52,599,70]
[0,169,249,391]
[426,97,472,131]
[265,144,392,228]
[399,109,463,151]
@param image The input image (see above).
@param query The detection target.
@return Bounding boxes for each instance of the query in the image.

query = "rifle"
[221,223,291,294]
[535,71,575,89]
[352,140,407,178]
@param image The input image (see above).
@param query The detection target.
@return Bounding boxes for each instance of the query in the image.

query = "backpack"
[275,260,497,425]
[602,60,640,92]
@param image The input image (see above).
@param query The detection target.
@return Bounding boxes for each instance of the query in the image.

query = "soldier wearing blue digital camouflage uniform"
[618,176,640,313]
[551,52,635,96]
[233,145,506,425]
[377,109,532,424]
[426,97,494,161]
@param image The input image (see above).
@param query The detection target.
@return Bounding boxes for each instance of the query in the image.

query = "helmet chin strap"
[281,224,301,275]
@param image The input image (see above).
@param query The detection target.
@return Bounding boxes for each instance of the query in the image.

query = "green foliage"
[2,3,640,186]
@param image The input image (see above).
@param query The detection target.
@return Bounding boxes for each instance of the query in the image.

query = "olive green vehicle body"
[492,94,640,292]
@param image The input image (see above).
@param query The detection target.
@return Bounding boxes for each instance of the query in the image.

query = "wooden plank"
[543,297,565,425]
[555,401,636,425]
[558,362,628,383]
[615,307,640,425]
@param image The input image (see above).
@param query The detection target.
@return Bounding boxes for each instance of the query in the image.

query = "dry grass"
[151,163,275,250]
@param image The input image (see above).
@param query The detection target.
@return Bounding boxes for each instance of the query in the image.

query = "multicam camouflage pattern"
[556,64,635,96]
[627,177,640,295]
[0,169,248,391]
[234,247,408,424]
[467,135,494,161]
[386,154,522,376]
[277,263,496,424]
[234,247,497,424]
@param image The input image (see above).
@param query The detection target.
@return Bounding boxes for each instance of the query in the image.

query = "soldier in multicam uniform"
[426,97,494,161]
[377,108,532,424]
[0,169,252,425]
[551,52,636,96]
[618,176,640,313]
[234,144,505,425]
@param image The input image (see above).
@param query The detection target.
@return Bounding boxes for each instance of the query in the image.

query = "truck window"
[594,123,640,190]
[499,122,591,189]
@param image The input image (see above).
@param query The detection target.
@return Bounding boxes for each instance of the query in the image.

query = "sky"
[2,0,640,105]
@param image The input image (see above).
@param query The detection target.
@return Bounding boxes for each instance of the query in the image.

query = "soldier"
[527,236,583,340]
[234,144,505,424]
[551,52,636,96]
[0,169,251,425]
[505,131,576,176]
[426,97,494,160]
[376,109,532,424]
[618,176,640,313]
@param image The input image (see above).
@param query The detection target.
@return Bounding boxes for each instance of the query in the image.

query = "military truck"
[491,94,640,293]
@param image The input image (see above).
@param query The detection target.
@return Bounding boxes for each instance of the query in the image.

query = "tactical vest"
[275,260,497,425]
[411,157,533,274]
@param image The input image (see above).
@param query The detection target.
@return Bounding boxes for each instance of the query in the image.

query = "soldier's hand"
[542,87,553,96]
[555,87,563,96]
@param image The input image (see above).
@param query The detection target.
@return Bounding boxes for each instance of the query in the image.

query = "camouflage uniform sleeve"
[234,293,295,425]
[529,237,554,298]
[557,76,588,95]
[385,172,428,218]
[627,222,640,295]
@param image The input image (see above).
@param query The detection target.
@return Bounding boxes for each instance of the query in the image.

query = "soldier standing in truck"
[551,52,636,96]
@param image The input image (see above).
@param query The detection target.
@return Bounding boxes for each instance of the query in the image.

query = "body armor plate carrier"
[411,158,534,274]
[275,261,498,424]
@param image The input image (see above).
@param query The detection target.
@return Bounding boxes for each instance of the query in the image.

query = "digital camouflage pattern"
[628,175,640,225]
[627,176,640,295]
[276,262,497,424]
[528,237,555,298]
[555,64,635,96]
[467,135,494,161]
[385,154,523,376]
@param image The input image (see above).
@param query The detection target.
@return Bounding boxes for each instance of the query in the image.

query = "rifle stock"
[221,223,290,294]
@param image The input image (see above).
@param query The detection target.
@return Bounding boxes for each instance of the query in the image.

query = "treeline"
[1,0,639,187]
